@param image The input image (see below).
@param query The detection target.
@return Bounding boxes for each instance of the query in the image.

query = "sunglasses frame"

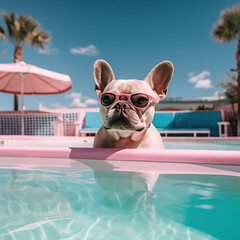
[99,92,158,109]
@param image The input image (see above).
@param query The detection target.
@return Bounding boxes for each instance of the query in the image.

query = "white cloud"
[205,91,225,100]
[38,102,67,111]
[50,103,67,109]
[211,91,223,98]
[65,92,83,98]
[66,92,99,108]
[188,71,213,89]
[39,92,99,109]
[188,72,195,77]
[70,45,99,56]
[69,98,87,108]
[39,102,48,110]
[195,79,213,88]
[84,98,98,105]
[188,71,210,83]
[38,44,59,55]
[39,102,67,109]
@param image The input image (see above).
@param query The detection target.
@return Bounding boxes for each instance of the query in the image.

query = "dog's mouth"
[103,106,146,132]
[104,117,144,132]
[136,127,145,132]
[104,122,145,132]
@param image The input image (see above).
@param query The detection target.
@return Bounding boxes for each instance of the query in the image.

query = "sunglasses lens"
[101,93,116,106]
[131,94,149,108]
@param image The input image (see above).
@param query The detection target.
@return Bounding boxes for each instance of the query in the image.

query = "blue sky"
[0,0,238,110]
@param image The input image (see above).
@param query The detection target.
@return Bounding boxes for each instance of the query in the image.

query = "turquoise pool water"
[0,164,239,240]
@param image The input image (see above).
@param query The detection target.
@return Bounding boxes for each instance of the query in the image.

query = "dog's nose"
[115,102,130,112]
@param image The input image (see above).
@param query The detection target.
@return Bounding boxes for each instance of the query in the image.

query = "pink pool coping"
[0,146,240,165]
[0,156,240,177]
[0,146,240,177]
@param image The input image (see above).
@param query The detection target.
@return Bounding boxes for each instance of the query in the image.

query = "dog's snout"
[115,102,130,112]
[115,103,121,112]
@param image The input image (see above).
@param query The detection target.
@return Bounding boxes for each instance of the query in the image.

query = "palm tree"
[213,4,240,136]
[217,72,238,135]
[0,12,50,110]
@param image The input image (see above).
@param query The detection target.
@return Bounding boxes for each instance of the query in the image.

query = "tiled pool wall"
[0,136,94,147]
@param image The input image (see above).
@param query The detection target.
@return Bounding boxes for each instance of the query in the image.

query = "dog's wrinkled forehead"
[104,79,155,95]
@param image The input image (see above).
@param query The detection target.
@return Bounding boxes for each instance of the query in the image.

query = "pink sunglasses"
[99,92,158,109]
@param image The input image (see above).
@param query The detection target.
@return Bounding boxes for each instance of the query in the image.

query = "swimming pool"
[0,146,240,240]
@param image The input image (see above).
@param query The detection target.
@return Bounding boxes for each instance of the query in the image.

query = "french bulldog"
[90,60,173,219]
[93,59,174,149]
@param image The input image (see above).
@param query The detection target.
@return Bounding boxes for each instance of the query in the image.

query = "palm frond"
[0,25,7,41]
[29,30,50,49]
[222,5,240,36]
[213,23,236,42]
[217,72,238,105]
[0,49,7,55]
[1,11,50,50]
[213,4,240,42]
[18,15,38,32]
[2,12,15,40]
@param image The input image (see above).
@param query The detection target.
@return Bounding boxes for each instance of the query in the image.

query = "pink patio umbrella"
[0,61,72,135]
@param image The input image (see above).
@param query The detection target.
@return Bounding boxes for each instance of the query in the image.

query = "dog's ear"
[93,60,115,95]
[144,61,174,100]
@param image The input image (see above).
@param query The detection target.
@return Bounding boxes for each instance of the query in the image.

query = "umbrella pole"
[21,73,24,135]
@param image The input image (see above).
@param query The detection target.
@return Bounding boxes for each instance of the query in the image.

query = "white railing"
[0,111,63,136]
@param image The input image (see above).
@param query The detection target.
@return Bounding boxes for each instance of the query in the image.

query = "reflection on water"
[0,165,239,240]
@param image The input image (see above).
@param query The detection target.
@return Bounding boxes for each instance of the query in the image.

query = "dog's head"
[93,60,173,134]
